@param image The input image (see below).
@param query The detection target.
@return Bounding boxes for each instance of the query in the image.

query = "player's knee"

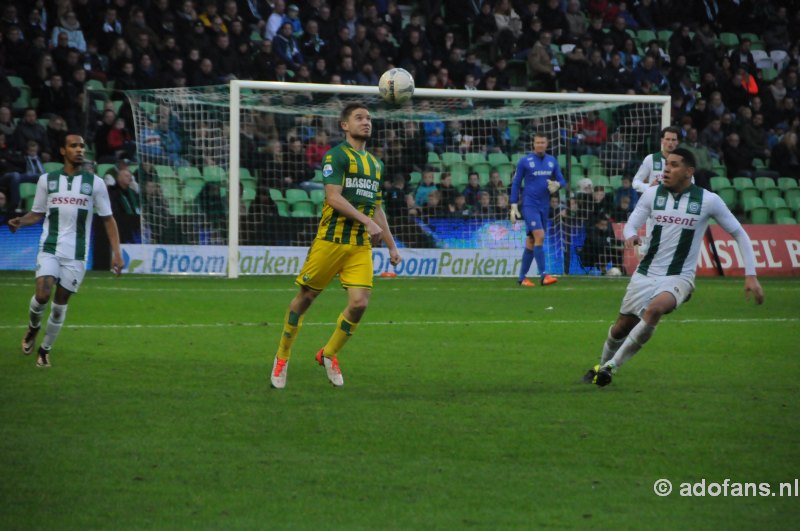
[51,304,67,323]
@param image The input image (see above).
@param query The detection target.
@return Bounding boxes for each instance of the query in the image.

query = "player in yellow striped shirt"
[270,103,402,389]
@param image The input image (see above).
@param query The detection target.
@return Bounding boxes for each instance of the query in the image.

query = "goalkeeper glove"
[547,180,561,194]
[510,203,521,222]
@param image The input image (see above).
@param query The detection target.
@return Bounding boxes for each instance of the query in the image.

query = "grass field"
[1,271,799,529]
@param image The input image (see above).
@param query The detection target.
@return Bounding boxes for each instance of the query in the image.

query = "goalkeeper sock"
[600,326,626,364]
[276,310,304,361]
[41,303,68,350]
[609,321,655,368]
[29,295,46,328]
[323,313,359,357]
[519,248,534,282]
[533,245,546,277]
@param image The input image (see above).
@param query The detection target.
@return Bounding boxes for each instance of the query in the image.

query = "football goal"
[124,82,669,278]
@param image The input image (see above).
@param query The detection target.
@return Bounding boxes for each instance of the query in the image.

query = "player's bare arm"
[102,215,124,276]
[8,212,45,234]
[373,207,401,265]
[324,183,382,237]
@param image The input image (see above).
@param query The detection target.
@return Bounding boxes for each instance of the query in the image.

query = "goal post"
[125,82,669,278]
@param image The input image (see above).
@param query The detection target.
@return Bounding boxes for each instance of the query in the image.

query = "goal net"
[125,83,668,277]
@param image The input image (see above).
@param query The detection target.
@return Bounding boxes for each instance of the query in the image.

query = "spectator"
[207,33,241,81]
[527,31,558,91]
[769,132,800,179]
[265,0,286,41]
[574,111,608,155]
[462,172,482,208]
[437,172,459,207]
[679,128,716,189]
[414,170,438,206]
[580,215,623,275]
[611,194,633,222]
[107,117,135,161]
[699,118,724,158]
[419,190,447,220]
[472,190,496,218]
[485,170,507,202]
[300,19,328,60]
[590,185,614,221]
[99,7,123,51]
[305,130,330,171]
[605,52,633,94]
[192,57,218,86]
[614,175,638,211]
[739,112,771,162]
[565,0,587,41]
[37,74,71,117]
[448,193,471,218]
[722,133,754,178]
[730,39,757,76]
[50,12,86,52]
[273,22,304,70]
[109,167,141,243]
[11,109,51,160]
[560,46,591,92]
[633,55,667,94]
[0,106,15,137]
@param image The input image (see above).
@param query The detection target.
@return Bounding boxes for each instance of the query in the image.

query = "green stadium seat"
[409,171,422,184]
[449,161,471,174]
[494,162,515,179]
[285,189,310,204]
[268,188,284,202]
[784,188,800,205]
[511,152,526,165]
[766,197,793,222]
[710,176,732,192]
[203,166,226,182]
[309,189,325,205]
[450,171,468,188]
[470,162,492,175]
[239,167,255,182]
[464,152,486,165]
[778,177,798,191]
[717,188,737,209]
[177,166,202,180]
[43,162,63,173]
[7,75,25,87]
[637,29,657,44]
[743,196,770,223]
[761,67,779,82]
[657,29,673,46]
[12,85,31,110]
[609,175,622,189]
[241,179,256,196]
[488,152,511,166]
[592,175,612,191]
[160,179,181,201]
[273,199,289,217]
[587,163,606,177]
[426,151,441,168]
[579,154,599,168]
[96,163,116,178]
[290,201,316,217]
[733,176,758,203]
[508,121,522,144]
[786,194,800,211]
[155,165,177,180]
[777,217,797,224]
[754,176,779,201]
[441,152,463,168]
[752,158,766,169]
[312,169,323,183]
[242,187,256,202]
[719,32,739,48]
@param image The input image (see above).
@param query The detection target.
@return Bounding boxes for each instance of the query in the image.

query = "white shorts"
[36,253,87,293]
[619,272,694,318]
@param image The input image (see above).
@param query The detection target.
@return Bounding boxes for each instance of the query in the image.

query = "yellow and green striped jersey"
[315,141,383,246]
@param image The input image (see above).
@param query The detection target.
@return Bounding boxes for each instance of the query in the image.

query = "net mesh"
[126,85,664,275]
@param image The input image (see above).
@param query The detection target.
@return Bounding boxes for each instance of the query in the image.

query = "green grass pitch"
[1,271,799,529]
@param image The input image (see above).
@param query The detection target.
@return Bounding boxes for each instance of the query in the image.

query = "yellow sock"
[276,310,304,360]
[323,313,359,357]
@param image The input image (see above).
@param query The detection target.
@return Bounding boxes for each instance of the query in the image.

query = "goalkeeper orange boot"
[541,274,558,286]
[316,348,344,387]
[518,278,536,287]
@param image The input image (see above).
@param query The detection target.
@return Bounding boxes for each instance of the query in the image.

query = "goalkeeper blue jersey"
[510,153,566,209]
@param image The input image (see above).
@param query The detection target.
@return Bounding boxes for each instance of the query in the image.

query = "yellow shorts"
[295,238,373,291]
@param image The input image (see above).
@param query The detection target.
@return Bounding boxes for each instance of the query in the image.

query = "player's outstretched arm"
[102,215,124,276]
[710,195,763,305]
[374,207,401,265]
[325,184,382,237]
[631,156,651,194]
[8,212,45,233]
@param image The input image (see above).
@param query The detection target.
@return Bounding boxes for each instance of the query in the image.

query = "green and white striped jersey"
[624,184,745,282]
[31,171,113,261]
[632,151,666,194]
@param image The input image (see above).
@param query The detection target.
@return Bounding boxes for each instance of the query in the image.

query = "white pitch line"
[0,318,796,330]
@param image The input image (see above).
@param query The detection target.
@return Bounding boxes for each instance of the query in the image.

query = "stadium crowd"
[2,0,800,244]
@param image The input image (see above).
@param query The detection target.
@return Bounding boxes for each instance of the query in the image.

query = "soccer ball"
[379,68,415,105]
[606,267,622,277]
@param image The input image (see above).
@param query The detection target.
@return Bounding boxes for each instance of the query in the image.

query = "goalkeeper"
[510,132,566,286]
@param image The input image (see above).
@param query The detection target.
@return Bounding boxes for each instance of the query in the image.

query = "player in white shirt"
[9,134,123,368]
[632,126,680,256]
[583,148,764,386]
